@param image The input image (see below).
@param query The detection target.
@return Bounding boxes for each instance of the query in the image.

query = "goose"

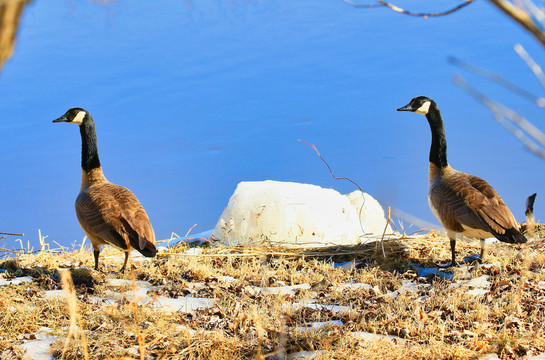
[397,96,527,266]
[53,108,157,272]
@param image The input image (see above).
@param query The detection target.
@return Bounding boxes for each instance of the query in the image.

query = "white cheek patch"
[72,111,86,125]
[415,101,431,115]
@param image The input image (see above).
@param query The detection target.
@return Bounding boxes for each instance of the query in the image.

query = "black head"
[53,108,90,125]
[397,96,435,115]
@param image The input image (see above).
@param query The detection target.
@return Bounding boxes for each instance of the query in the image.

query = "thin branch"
[378,0,474,17]
[298,139,365,193]
[519,0,545,29]
[0,232,23,236]
[454,75,545,160]
[514,43,545,99]
[298,139,369,240]
[448,55,545,107]
[341,0,385,8]
[343,0,474,17]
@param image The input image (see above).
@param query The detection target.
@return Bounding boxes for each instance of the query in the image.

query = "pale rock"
[210,181,392,248]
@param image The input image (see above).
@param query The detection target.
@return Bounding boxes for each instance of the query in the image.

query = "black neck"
[79,116,101,172]
[426,105,448,169]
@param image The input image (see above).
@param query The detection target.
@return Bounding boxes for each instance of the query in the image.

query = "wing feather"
[429,171,520,239]
[76,182,156,256]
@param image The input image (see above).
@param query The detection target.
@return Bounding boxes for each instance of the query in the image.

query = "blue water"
[1,1,544,249]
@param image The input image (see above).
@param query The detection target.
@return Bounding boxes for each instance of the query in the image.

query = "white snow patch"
[299,320,344,332]
[287,351,325,359]
[144,296,215,314]
[257,283,311,296]
[466,288,490,296]
[336,283,372,291]
[351,331,404,342]
[292,303,351,313]
[460,275,491,289]
[210,181,393,248]
[19,328,59,360]
[43,290,66,300]
[0,276,32,286]
[105,278,152,288]
[385,281,430,298]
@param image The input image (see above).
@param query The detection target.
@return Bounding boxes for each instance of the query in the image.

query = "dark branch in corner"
[487,0,545,48]
[343,0,474,17]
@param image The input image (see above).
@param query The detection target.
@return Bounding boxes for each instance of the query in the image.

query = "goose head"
[53,108,90,125]
[397,96,434,115]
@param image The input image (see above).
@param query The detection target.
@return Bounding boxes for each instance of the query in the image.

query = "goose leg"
[436,238,458,268]
[437,230,458,268]
[93,248,100,270]
[449,239,457,267]
[120,252,129,273]
[479,239,485,264]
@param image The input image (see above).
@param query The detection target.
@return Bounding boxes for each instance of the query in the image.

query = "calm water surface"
[1,0,544,249]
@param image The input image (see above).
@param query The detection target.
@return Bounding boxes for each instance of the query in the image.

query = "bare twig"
[298,139,369,239]
[448,55,545,107]
[298,139,364,193]
[341,0,385,8]
[519,0,545,28]
[0,232,23,236]
[514,43,545,97]
[343,0,474,17]
[184,224,197,237]
[379,207,393,258]
[454,75,545,160]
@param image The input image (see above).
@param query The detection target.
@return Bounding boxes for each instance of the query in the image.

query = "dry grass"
[0,231,544,360]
